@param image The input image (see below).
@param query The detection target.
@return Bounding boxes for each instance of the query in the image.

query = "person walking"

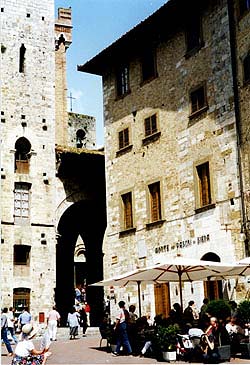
[84,302,91,326]
[79,306,88,337]
[7,307,18,344]
[47,306,60,341]
[18,307,31,329]
[112,300,132,356]
[1,307,13,356]
[67,307,80,340]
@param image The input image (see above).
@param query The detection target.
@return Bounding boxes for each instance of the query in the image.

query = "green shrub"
[206,299,231,321]
[154,324,180,351]
[237,300,250,324]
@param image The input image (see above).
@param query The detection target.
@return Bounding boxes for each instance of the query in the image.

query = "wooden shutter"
[149,182,161,222]
[154,283,170,318]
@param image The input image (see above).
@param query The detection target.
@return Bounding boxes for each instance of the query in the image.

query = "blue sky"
[55,0,167,147]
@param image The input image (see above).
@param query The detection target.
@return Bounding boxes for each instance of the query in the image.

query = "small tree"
[237,300,250,325]
[206,299,231,321]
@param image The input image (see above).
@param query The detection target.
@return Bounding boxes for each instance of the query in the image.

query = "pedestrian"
[112,300,132,356]
[7,307,18,344]
[75,287,82,303]
[47,305,60,341]
[84,302,91,326]
[67,307,80,340]
[11,323,51,365]
[1,307,13,356]
[79,306,88,336]
[18,307,32,329]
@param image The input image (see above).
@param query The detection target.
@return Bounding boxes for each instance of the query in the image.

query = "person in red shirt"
[84,302,91,327]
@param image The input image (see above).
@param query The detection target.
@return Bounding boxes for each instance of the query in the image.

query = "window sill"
[185,42,204,59]
[142,131,161,146]
[146,219,165,230]
[115,90,131,101]
[189,105,208,120]
[140,73,158,87]
[195,203,215,214]
[119,227,136,237]
[116,144,133,157]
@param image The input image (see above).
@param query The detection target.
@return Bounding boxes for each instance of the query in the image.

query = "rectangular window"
[186,13,202,53]
[14,245,30,265]
[148,182,161,222]
[239,0,250,16]
[145,114,157,137]
[116,65,129,96]
[119,128,129,150]
[141,49,157,82]
[196,162,211,207]
[14,183,30,222]
[243,54,250,82]
[190,85,206,115]
[121,192,133,230]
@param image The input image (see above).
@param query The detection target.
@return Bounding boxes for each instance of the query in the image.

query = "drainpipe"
[227,0,249,256]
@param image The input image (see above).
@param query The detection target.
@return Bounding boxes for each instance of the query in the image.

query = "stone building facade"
[1,1,106,324]
[79,0,250,318]
[1,0,56,319]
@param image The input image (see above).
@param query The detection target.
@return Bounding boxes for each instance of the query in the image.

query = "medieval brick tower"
[1,0,57,318]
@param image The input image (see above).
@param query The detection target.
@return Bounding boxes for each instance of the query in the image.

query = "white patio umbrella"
[90,257,240,314]
[209,257,250,278]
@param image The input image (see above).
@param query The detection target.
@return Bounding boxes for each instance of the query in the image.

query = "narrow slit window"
[19,44,26,73]
[196,162,211,207]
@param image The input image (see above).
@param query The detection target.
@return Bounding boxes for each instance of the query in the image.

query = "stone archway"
[55,147,106,325]
[55,200,106,326]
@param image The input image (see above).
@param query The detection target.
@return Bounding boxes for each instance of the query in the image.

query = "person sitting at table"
[226,316,245,356]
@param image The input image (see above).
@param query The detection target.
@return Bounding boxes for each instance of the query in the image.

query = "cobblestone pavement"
[1,327,250,365]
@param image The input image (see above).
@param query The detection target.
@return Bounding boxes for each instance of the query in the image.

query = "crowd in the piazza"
[99,298,250,363]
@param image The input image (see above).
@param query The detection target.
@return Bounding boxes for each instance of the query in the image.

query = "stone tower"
[55,7,72,147]
[0,0,57,318]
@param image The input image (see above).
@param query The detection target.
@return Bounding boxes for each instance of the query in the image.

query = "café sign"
[155,234,210,254]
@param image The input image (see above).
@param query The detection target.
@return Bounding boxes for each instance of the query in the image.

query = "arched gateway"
[55,147,106,325]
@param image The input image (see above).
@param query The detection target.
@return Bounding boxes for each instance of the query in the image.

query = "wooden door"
[154,283,170,318]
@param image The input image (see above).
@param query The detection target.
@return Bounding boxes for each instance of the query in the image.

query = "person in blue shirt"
[18,307,32,330]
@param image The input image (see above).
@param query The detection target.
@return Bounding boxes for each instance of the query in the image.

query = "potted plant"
[154,324,179,361]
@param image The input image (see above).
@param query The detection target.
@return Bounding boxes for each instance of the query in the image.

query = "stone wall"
[0,0,56,318]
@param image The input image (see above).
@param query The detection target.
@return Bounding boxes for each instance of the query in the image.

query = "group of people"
[99,298,249,362]
[1,305,62,364]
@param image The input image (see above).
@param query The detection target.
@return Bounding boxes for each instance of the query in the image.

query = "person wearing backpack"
[112,301,132,356]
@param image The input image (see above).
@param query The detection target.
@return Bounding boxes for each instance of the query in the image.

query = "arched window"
[201,252,222,300]
[15,137,31,174]
[76,129,86,148]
